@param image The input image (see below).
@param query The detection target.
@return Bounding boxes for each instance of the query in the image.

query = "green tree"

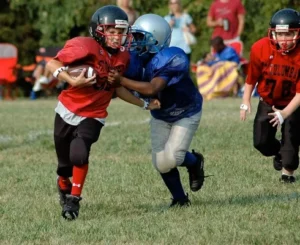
[2,0,299,65]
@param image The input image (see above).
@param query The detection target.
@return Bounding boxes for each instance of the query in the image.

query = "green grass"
[1,97,300,245]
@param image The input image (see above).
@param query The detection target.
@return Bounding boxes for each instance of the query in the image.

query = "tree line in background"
[0,0,298,66]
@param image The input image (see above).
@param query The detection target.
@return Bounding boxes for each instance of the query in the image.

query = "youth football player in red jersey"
[46,5,160,220]
[240,8,300,183]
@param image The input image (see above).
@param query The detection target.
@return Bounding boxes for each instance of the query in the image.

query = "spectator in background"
[196,36,241,100]
[205,36,240,66]
[206,0,246,45]
[164,0,197,63]
[30,60,57,99]
[116,0,139,25]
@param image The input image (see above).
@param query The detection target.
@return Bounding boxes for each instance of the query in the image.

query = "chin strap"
[105,46,119,55]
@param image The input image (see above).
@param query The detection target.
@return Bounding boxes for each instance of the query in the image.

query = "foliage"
[0,0,299,65]
[0,1,40,64]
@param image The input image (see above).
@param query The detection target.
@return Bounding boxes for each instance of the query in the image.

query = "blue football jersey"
[126,47,203,122]
[123,52,150,101]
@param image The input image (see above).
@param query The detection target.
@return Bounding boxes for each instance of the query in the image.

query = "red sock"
[58,176,72,190]
[71,164,88,197]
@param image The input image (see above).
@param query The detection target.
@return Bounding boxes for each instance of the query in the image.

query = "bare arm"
[188,22,197,34]
[240,83,254,121]
[115,86,160,110]
[108,70,167,97]
[236,14,245,37]
[206,15,222,28]
[115,86,145,107]
[279,93,300,118]
[269,93,300,126]
[120,77,166,96]
[46,59,96,87]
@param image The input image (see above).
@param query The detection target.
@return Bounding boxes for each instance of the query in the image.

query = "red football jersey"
[55,37,130,118]
[246,37,300,106]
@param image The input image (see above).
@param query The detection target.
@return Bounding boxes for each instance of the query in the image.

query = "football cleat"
[169,194,191,208]
[187,150,205,192]
[273,153,282,171]
[280,174,296,183]
[62,194,82,220]
[57,177,72,207]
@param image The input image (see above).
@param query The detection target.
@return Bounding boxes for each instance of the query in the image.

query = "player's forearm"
[120,77,156,96]
[115,86,144,108]
[46,59,75,85]
[46,59,63,74]
[242,83,254,103]
[281,93,300,119]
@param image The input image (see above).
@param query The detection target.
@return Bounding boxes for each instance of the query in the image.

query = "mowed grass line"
[1,98,300,245]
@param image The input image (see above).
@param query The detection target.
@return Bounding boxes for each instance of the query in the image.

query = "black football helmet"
[89,5,130,51]
[268,8,300,53]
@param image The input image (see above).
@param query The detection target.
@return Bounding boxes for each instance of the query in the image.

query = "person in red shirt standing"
[206,0,246,45]
[240,8,300,183]
[46,5,160,220]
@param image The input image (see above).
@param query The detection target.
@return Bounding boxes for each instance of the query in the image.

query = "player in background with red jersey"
[46,5,160,220]
[240,8,300,183]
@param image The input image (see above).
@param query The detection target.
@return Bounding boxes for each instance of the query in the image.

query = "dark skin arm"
[115,86,161,110]
[108,70,166,97]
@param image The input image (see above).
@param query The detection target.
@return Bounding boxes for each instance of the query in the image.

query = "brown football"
[68,65,96,79]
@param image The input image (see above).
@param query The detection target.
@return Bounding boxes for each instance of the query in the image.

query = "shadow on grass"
[193,191,300,206]
[83,190,300,219]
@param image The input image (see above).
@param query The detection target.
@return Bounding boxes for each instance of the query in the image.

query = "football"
[67,65,96,79]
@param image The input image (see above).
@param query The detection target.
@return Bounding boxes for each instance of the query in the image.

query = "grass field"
[1,97,300,245]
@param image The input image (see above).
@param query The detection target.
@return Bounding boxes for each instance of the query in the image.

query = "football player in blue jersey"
[108,14,205,207]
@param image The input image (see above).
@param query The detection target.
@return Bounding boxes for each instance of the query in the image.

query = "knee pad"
[70,137,89,166]
[153,151,177,173]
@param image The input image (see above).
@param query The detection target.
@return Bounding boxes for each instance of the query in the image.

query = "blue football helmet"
[129,14,172,56]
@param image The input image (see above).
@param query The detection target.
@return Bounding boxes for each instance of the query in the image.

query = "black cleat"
[273,154,282,171]
[57,177,72,207]
[187,150,205,192]
[169,195,191,208]
[62,194,82,220]
[280,175,296,183]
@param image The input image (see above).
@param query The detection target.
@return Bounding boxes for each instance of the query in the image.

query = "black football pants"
[54,113,103,177]
[253,100,300,171]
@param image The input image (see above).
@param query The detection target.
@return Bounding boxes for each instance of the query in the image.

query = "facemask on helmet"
[268,8,300,53]
[89,5,131,52]
[129,14,172,56]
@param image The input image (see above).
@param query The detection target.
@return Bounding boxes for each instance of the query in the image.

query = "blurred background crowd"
[0,0,298,100]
